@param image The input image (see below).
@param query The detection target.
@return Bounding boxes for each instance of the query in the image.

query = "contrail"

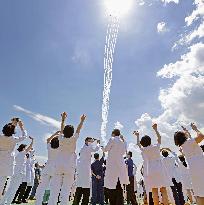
[101,16,120,143]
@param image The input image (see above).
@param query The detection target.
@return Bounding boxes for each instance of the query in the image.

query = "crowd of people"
[0,112,204,205]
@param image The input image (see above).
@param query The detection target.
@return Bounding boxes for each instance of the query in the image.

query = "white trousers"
[48,174,73,205]
[0,174,23,205]
[35,175,51,205]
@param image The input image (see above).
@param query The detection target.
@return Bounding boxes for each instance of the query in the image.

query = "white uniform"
[48,133,79,205]
[24,155,35,186]
[103,136,129,189]
[162,156,181,182]
[35,143,59,205]
[0,151,26,205]
[0,130,27,196]
[178,162,192,190]
[76,143,100,188]
[141,144,172,192]
[181,138,204,197]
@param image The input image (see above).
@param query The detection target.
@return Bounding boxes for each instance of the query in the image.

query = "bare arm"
[47,131,61,144]
[25,136,34,153]
[152,123,161,144]
[60,112,67,134]
[133,131,141,149]
[191,123,204,144]
[76,114,86,134]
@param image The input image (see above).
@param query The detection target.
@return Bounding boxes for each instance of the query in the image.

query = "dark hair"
[174,131,187,147]
[63,125,74,138]
[140,135,151,147]
[112,129,120,136]
[94,153,100,159]
[85,137,92,142]
[200,145,204,152]
[127,151,132,158]
[26,153,30,158]
[2,123,15,137]
[178,155,188,167]
[161,150,169,158]
[50,138,59,149]
[17,144,27,152]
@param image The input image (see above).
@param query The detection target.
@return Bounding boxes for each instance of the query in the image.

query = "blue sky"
[1,0,203,162]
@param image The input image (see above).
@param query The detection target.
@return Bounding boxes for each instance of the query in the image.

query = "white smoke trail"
[101,16,120,144]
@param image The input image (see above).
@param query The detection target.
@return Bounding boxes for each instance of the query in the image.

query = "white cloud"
[114,121,124,130]
[71,42,92,66]
[173,0,204,49]
[161,0,179,4]
[185,0,204,26]
[135,0,204,149]
[157,22,169,34]
[13,105,61,129]
[158,43,204,78]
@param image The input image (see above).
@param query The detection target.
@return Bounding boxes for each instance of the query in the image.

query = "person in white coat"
[34,130,61,205]
[73,137,100,205]
[0,119,27,198]
[174,123,204,205]
[102,129,129,205]
[48,113,86,205]
[0,136,34,205]
[160,148,185,205]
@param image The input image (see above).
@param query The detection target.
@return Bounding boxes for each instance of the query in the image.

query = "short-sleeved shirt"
[59,133,79,155]
[91,157,105,179]
[125,158,134,177]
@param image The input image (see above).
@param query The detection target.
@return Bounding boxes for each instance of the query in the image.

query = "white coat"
[103,136,129,189]
[76,143,100,188]
[0,130,27,176]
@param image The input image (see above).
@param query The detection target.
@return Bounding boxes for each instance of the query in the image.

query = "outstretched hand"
[152,123,158,131]
[61,112,67,120]
[80,114,86,122]
[133,131,139,137]
[191,123,198,131]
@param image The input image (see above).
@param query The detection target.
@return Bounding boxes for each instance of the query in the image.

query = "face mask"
[87,142,92,146]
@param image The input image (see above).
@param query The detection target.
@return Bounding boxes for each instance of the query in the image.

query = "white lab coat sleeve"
[90,144,100,152]
[14,129,28,143]
[102,138,113,152]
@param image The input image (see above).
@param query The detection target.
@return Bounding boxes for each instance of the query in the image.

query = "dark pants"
[171,178,185,205]
[13,182,32,202]
[126,176,138,205]
[108,179,124,205]
[73,187,90,205]
[29,178,39,199]
[92,178,104,205]
[104,188,109,204]
[149,192,154,205]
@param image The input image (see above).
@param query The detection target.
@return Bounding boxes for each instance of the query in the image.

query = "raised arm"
[102,138,113,152]
[61,112,67,134]
[25,136,34,153]
[152,123,161,144]
[133,131,141,149]
[76,114,86,135]
[181,126,192,139]
[191,123,204,144]
[47,131,61,144]
[15,121,28,142]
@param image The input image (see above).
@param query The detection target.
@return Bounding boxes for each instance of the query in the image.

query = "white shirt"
[0,130,27,153]
[14,151,26,175]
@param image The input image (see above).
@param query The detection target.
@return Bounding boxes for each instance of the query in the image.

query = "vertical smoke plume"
[101,16,120,144]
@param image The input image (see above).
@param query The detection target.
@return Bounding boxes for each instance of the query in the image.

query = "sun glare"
[104,0,133,17]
